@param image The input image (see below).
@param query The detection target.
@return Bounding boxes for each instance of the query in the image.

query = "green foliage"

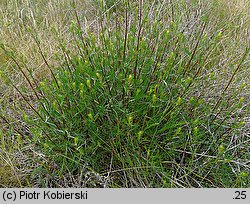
[21,1,247,187]
[1,0,249,187]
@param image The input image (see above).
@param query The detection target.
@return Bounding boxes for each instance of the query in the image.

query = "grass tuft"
[0,0,249,187]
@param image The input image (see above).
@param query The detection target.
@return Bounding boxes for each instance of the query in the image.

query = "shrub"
[1,0,249,187]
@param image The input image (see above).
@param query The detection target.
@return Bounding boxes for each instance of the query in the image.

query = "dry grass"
[0,0,96,80]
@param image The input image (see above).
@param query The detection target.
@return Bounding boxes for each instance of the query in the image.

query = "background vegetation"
[0,0,249,187]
